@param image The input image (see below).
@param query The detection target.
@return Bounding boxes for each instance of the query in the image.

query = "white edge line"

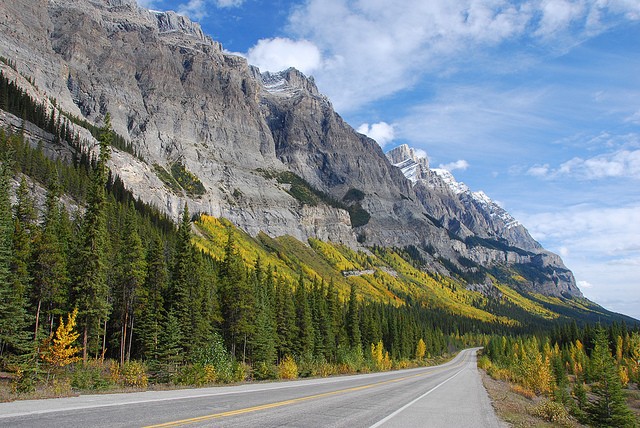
[369,356,468,428]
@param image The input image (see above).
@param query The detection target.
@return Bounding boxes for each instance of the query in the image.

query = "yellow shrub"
[120,361,148,388]
[510,384,536,400]
[278,355,298,380]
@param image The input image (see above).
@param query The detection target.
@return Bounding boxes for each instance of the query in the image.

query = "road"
[0,348,505,427]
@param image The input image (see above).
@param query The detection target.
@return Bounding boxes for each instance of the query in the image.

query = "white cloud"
[356,122,395,147]
[438,159,470,172]
[285,0,640,112]
[414,148,428,159]
[527,164,551,178]
[246,38,322,75]
[177,0,208,20]
[529,149,640,180]
[577,280,593,288]
[215,0,244,7]
[519,203,640,319]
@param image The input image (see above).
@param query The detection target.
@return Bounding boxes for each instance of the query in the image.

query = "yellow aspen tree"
[41,308,82,370]
[415,338,426,360]
[615,335,623,363]
[371,341,384,371]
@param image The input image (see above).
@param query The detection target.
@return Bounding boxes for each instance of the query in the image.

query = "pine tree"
[136,232,167,362]
[250,266,276,365]
[73,114,112,362]
[294,274,314,359]
[0,152,18,359]
[219,229,255,361]
[7,176,33,356]
[587,326,636,427]
[346,283,361,351]
[117,205,146,365]
[32,177,68,343]
[275,275,297,360]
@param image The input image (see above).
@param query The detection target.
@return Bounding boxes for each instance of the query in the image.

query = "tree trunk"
[34,298,42,343]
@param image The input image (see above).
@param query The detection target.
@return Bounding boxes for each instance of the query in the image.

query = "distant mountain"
[0,0,583,302]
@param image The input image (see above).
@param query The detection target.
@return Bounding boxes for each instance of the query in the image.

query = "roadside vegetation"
[479,325,640,427]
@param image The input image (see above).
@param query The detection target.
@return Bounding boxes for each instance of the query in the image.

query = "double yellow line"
[146,354,469,427]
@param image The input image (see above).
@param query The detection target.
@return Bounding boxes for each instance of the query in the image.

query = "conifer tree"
[219,229,255,360]
[294,274,314,359]
[32,177,68,342]
[7,177,34,356]
[275,275,297,360]
[136,232,167,362]
[170,203,200,357]
[587,326,636,427]
[346,283,361,351]
[73,114,112,362]
[0,152,18,359]
[117,205,146,364]
[250,266,276,365]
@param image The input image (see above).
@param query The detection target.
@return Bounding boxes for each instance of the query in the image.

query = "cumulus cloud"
[519,203,640,318]
[528,149,640,180]
[169,0,244,20]
[356,122,395,148]
[577,280,593,288]
[283,0,640,112]
[176,0,208,20]
[246,38,322,75]
[438,160,470,172]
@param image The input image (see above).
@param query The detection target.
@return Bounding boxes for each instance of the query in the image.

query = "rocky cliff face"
[0,0,582,298]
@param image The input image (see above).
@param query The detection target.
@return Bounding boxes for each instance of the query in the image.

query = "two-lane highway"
[0,348,504,427]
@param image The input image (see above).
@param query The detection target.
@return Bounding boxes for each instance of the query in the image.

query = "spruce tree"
[73,114,112,362]
[136,232,167,362]
[250,266,276,366]
[117,205,146,364]
[294,274,314,360]
[346,283,361,351]
[219,229,255,361]
[587,326,636,427]
[32,177,68,342]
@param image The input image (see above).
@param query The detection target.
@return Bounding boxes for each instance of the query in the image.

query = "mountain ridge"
[0,0,583,301]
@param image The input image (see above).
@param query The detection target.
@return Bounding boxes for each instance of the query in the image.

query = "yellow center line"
[144,358,468,428]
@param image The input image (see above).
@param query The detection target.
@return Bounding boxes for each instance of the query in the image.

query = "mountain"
[0,0,586,302]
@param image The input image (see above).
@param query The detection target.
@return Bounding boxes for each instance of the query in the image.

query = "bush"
[176,363,215,386]
[253,362,277,380]
[278,355,298,380]
[477,355,492,371]
[510,384,536,400]
[120,361,148,388]
[532,399,570,424]
[70,361,113,390]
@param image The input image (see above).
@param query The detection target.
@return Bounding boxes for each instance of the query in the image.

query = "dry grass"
[480,370,584,428]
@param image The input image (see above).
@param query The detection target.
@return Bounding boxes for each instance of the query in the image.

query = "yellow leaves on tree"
[371,340,392,371]
[41,308,82,369]
[415,338,427,360]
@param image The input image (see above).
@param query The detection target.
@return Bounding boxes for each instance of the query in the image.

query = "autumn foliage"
[40,308,82,370]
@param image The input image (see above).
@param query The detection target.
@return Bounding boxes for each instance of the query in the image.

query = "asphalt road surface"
[0,348,505,427]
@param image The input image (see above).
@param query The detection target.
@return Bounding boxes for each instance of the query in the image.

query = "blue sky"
[139,0,640,321]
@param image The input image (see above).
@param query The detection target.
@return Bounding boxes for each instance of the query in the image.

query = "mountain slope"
[0,0,586,302]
